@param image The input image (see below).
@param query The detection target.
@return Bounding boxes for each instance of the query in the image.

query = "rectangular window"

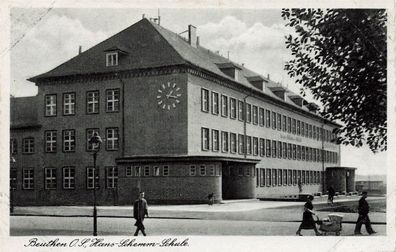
[106,52,118,66]
[272,169,277,186]
[190,165,196,176]
[301,170,306,184]
[200,165,206,176]
[212,129,219,151]
[211,92,219,115]
[310,171,314,184]
[288,169,292,185]
[10,138,17,155]
[238,134,245,154]
[106,89,120,112]
[230,98,237,119]
[45,94,57,116]
[221,95,228,117]
[309,124,313,138]
[202,127,210,151]
[259,108,265,126]
[283,169,287,186]
[238,100,244,121]
[45,167,57,190]
[265,109,271,128]
[126,166,132,176]
[307,171,311,184]
[266,139,271,157]
[293,170,297,185]
[23,137,35,154]
[272,111,277,129]
[313,126,317,139]
[106,128,119,150]
[230,133,237,153]
[278,169,282,186]
[306,147,310,161]
[306,124,309,138]
[282,115,287,131]
[246,136,252,155]
[253,137,258,156]
[86,128,100,151]
[246,103,252,123]
[297,170,301,184]
[144,166,150,176]
[293,144,297,160]
[221,131,229,152]
[253,105,258,125]
[288,143,292,159]
[45,131,57,153]
[282,142,287,159]
[278,141,282,158]
[134,166,141,176]
[10,169,17,190]
[301,146,306,161]
[292,119,296,134]
[209,165,215,176]
[201,88,209,112]
[260,168,265,187]
[63,166,75,189]
[256,168,259,187]
[259,138,265,157]
[63,93,75,115]
[87,167,100,189]
[153,166,160,176]
[63,130,75,152]
[277,113,281,131]
[266,168,272,187]
[297,120,301,135]
[297,145,301,160]
[163,166,169,176]
[272,140,277,158]
[23,168,34,189]
[301,122,305,136]
[238,167,244,176]
[287,117,292,133]
[87,91,99,114]
[106,166,118,188]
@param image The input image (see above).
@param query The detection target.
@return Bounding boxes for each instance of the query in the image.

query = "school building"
[10,18,345,205]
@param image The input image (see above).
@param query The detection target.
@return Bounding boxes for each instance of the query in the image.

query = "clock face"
[157,82,182,110]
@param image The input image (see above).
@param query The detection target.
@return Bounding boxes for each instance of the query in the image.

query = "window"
[238,167,244,176]
[86,129,100,151]
[23,137,35,154]
[298,170,302,184]
[106,166,118,188]
[106,89,120,112]
[200,165,206,176]
[293,144,297,160]
[63,130,75,152]
[288,143,292,159]
[253,105,258,125]
[245,167,251,176]
[266,168,272,186]
[301,122,305,136]
[309,124,313,138]
[10,138,17,155]
[246,136,252,155]
[306,124,309,138]
[106,52,118,66]
[63,166,75,189]
[297,120,301,135]
[44,168,57,189]
[302,170,306,184]
[238,100,244,121]
[201,88,209,112]
[221,95,228,117]
[253,137,259,156]
[246,103,252,123]
[272,112,276,129]
[259,138,265,157]
[278,141,282,158]
[134,166,141,176]
[230,98,237,119]
[278,169,282,186]
[87,91,99,114]
[23,168,34,189]
[106,128,119,150]
[190,165,196,176]
[260,168,265,187]
[301,146,306,161]
[45,131,57,153]
[313,126,317,139]
[265,109,271,127]
[163,166,169,176]
[307,171,311,184]
[287,117,291,133]
[306,147,310,161]
[292,119,296,134]
[288,169,292,185]
[282,142,287,159]
[310,171,314,184]
[45,94,57,116]
[283,169,287,186]
[63,93,75,115]
[293,170,297,185]
[209,165,215,176]
[144,166,150,176]
[277,113,281,131]
[10,169,17,190]
[153,166,160,176]
[272,169,277,186]
[126,166,132,176]
[282,115,287,131]
[221,131,229,152]
[272,140,277,158]
[202,127,210,151]
[212,129,219,151]
[211,92,219,115]
[259,108,265,126]
[266,139,271,157]
[230,133,237,153]
[297,145,301,160]
[87,167,100,189]
[238,134,245,154]
[256,168,259,187]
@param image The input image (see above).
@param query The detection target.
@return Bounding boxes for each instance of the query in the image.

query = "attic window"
[106,52,118,66]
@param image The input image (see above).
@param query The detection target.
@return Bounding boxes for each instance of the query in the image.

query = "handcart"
[317,214,343,236]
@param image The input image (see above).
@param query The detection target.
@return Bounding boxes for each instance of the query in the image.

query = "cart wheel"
[336,231,340,236]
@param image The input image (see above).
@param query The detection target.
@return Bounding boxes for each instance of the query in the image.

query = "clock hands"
[166,90,179,99]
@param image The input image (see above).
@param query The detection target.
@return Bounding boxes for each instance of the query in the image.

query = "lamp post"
[10,156,16,213]
[89,132,102,236]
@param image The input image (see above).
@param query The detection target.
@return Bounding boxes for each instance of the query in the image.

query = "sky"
[9,8,387,176]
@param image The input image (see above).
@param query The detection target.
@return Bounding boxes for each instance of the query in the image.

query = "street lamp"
[89,132,102,236]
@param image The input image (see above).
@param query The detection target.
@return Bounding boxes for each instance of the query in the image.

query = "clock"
[157,82,182,110]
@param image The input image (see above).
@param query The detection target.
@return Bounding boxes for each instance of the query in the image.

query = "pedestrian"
[354,191,376,235]
[296,195,321,236]
[207,193,214,205]
[133,191,149,236]
[328,186,335,205]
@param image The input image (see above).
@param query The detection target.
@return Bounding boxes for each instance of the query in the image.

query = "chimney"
[78,45,82,55]
[188,24,197,48]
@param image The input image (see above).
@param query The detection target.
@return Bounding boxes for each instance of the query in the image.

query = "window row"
[10,166,118,190]
[127,165,221,177]
[255,168,322,187]
[201,128,338,163]
[44,89,120,116]
[201,88,336,143]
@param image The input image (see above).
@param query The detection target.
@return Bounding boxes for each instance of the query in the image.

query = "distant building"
[10,18,341,205]
[356,179,386,194]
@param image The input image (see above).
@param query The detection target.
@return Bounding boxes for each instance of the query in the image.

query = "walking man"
[354,191,376,235]
[133,191,149,236]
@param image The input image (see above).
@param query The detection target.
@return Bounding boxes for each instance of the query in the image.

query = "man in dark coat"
[328,186,335,205]
[133,191,149,236]
[354,191,376,235]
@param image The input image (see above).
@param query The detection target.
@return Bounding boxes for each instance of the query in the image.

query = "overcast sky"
[10,8,387,176]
